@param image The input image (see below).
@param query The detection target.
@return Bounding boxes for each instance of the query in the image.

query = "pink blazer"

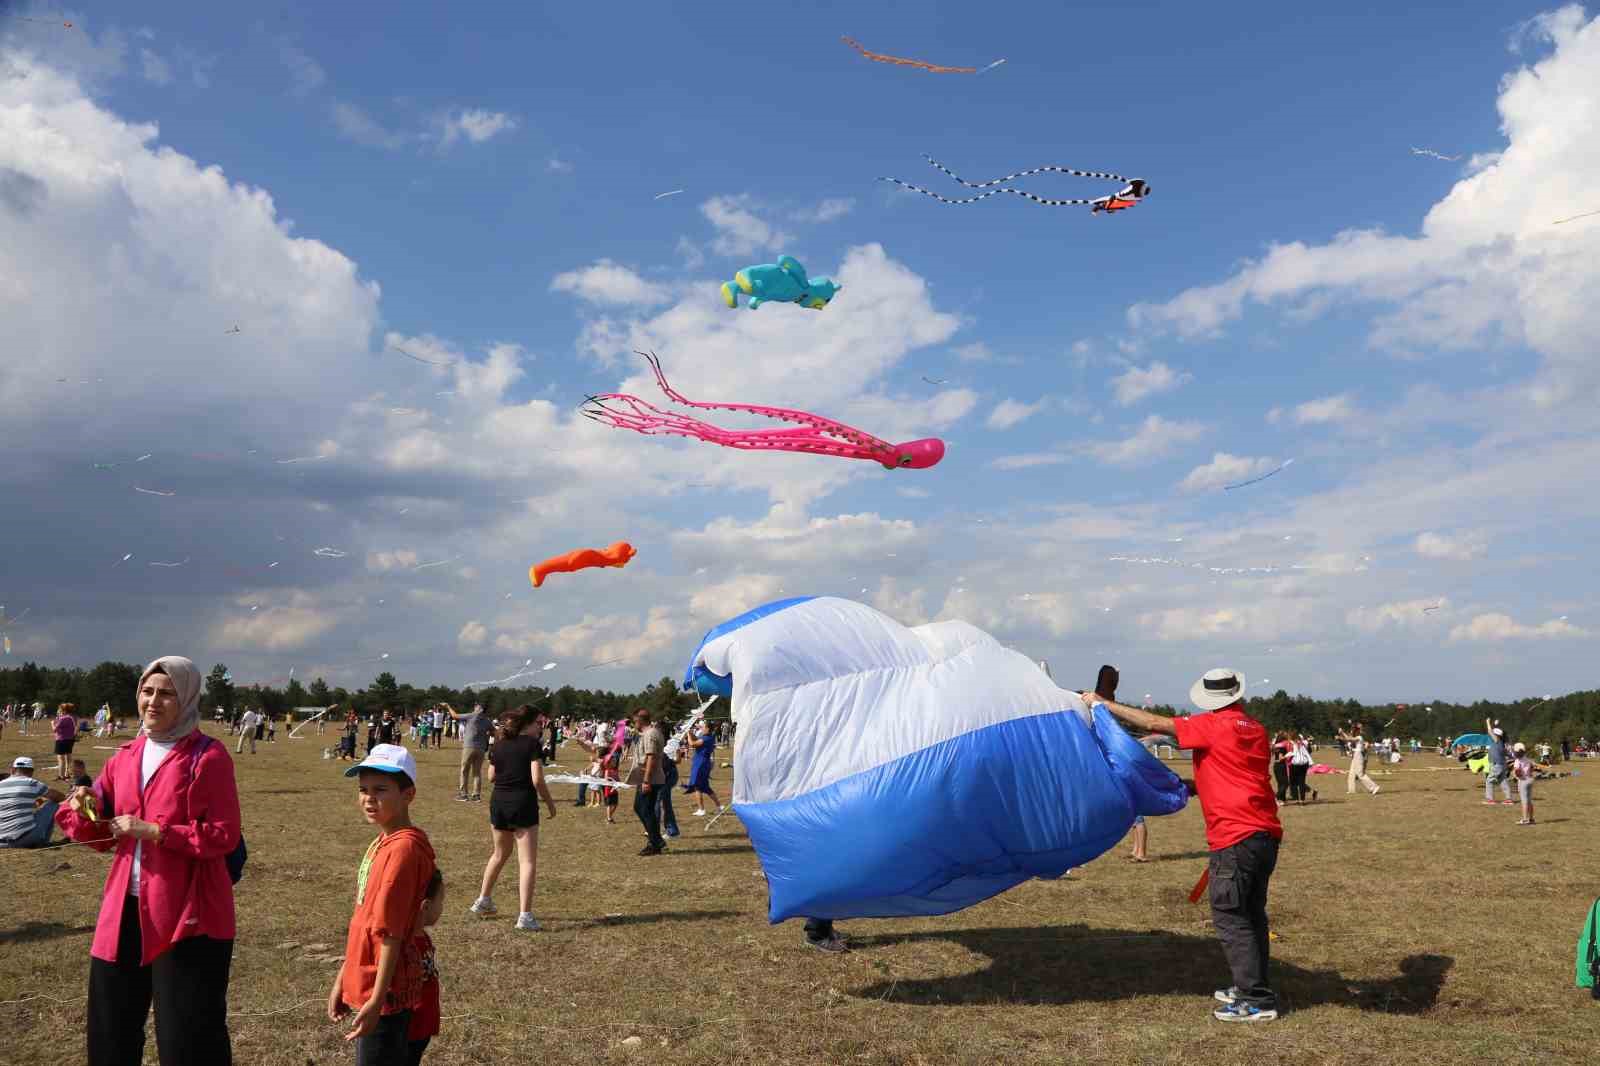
[56,730,241,965]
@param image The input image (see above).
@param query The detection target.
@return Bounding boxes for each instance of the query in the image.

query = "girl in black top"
[468,705,556,931]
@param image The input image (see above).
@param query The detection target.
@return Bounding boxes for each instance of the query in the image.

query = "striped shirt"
[0,774,47,843]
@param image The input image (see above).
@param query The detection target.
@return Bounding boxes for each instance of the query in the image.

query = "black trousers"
[1272,761,1289,801]
[1208,832,1279,1008]
[803,918,834,942]
[354,1009,412,1066]
[87,895,233,1066]
[634,783,665,848]
[1288,763,1310,801]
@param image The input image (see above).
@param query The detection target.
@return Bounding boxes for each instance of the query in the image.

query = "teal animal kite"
[721,256,841,311]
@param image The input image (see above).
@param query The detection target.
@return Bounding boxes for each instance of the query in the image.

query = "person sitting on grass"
[0,757,66,848]
[1084,668,1284,1023]
[329,744,437,1066]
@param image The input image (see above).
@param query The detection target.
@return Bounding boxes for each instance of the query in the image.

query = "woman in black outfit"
[467,705,556,931]
[1271,732,1292,803]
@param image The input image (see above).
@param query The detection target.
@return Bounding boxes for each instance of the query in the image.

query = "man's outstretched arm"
[1082,693,1178,737]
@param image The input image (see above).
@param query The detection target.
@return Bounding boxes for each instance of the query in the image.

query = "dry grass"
[2,727,1597,1065]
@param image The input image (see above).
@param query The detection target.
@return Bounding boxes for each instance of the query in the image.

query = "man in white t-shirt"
[235,709,262,755]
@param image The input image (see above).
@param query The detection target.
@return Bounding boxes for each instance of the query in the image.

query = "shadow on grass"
[574,909,742,929]
[1147,850,1210,863]
[666,843,756,855]
[851,924,1453,1015]
[0,921,95,947]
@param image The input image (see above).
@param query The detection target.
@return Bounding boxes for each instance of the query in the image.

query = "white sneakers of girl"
[515,913,541,931]
[468,897,497,916]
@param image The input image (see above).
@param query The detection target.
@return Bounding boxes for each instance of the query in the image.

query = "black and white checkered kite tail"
[922,155,1130,190]
[877,176,1010,205]
[878,176,1104,208]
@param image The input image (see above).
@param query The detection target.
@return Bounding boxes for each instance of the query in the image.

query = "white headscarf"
[139,655,203,743]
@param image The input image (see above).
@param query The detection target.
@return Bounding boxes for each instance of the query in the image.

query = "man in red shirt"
[1085,667,1282,1022]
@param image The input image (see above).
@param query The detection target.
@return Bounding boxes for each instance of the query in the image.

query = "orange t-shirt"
[340,826,436,1015]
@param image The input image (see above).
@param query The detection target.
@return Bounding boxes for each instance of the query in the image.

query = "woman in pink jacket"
[56,655,241,1066]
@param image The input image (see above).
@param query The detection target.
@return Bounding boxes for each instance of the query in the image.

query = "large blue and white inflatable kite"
[683,596,1187,923]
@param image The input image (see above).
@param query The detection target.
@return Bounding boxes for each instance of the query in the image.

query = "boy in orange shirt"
[328,744,437,1066]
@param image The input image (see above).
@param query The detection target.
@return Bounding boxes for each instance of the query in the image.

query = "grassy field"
[2,726,1596,1066]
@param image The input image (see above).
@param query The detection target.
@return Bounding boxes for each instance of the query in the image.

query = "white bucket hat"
[1189,668,1245,712]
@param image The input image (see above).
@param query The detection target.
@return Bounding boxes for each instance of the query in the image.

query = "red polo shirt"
[1172,707,1282,851]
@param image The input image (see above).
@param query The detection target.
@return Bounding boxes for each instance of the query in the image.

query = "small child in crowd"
[70,758,92,788]
[329,744,437,1066]
[406,870,445,1065]
[1512,742,1537,825]
[601,748,620,824]
[585,753,604,808]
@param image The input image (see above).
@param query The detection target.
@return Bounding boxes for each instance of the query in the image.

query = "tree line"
[3,660,1596,744]
[0,661,703,724]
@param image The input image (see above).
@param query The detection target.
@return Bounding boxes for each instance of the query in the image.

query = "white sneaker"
[468,897,497,916]
[693,809,706,817]
[515,913,541,931]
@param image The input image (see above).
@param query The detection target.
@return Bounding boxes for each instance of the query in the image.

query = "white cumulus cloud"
[987,398,1045,430]
[1127,8,1600,407]
[1179,453,1281,493]
[1109,361,1191,406]
[699,195,793,257]
[1414,531,1488,561]
[1449,612,1589,642]
[550,260,670,307]
[430,108,517,148]
[1091,415,1207,467]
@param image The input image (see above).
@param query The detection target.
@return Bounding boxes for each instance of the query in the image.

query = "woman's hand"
[326,981,348,1023]
[108,814,158,841]
[344,998,381,1041]
[66,786,98,820]
[546,801,558,820]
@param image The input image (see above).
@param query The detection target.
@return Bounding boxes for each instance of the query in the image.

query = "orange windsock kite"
[530,541,637,588]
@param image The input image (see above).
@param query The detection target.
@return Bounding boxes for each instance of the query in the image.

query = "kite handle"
[1187,868,1210,904]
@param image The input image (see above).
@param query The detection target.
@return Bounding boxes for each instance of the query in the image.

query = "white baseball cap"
[343,743,418,783]
[11,756,33,770]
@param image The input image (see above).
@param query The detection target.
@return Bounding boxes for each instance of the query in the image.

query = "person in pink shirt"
[56,656,241,1066]
[53,703,79,782]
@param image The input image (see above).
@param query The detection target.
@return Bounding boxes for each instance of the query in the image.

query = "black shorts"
[489,791,540,831]
[54,738,75,756]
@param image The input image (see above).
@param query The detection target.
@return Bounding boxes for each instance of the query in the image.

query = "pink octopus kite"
[582,352,946,470]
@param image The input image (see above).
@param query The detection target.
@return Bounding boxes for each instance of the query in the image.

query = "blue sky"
[2,1,1597,705]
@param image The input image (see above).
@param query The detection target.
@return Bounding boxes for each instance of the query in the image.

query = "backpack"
[186,735,248,884]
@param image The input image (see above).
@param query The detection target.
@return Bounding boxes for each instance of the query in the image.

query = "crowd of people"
[3,655,1588,1061]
